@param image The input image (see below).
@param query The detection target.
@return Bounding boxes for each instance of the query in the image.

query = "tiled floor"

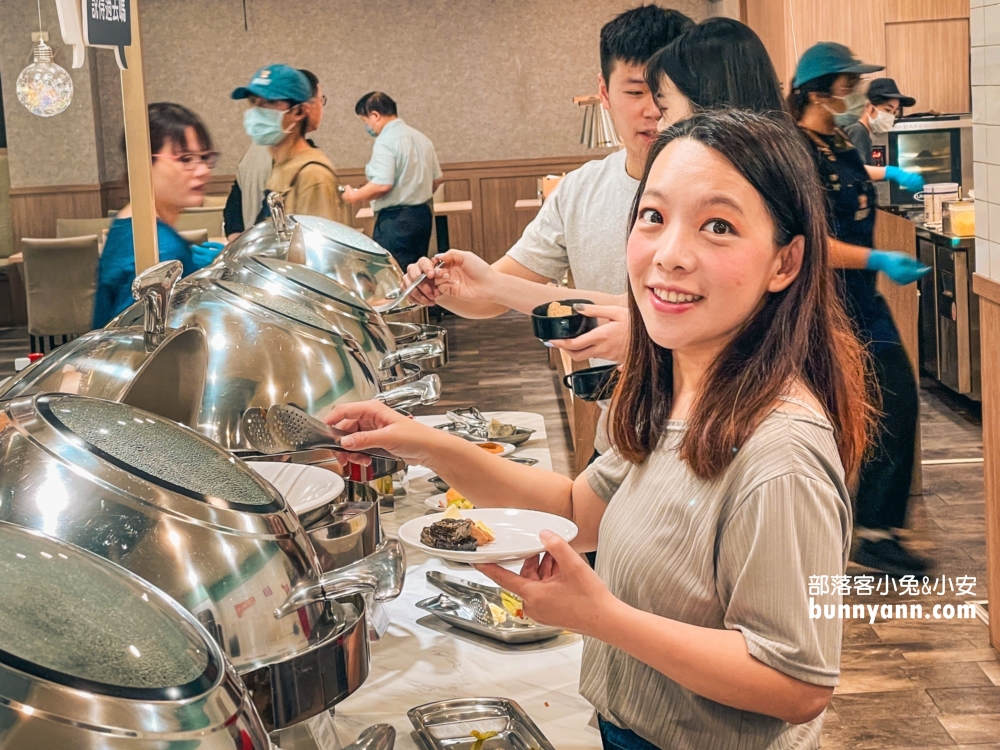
[1,311,998,746]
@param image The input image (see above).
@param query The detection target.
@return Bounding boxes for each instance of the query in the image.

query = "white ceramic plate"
[246,462,345,515]
[397,508,578,563]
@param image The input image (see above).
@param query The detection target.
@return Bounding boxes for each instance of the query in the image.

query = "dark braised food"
[420,518,479,551]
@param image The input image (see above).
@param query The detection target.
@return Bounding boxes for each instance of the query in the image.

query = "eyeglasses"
[156,151,220,170]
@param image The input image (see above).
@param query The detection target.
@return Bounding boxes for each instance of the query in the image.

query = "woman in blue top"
[94,102,221,327]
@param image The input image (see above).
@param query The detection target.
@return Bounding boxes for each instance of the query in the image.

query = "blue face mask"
[244,107,289,146]
[364,124,377,138]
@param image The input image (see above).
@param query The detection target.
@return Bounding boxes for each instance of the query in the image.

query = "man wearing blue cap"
[232,64,349,224]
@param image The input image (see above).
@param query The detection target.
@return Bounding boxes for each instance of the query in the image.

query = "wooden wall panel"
[886,0,968,23]
[785,0,887,86]
[885,19,970,114]
[480,175,544,263]
[8,185,102,254]
[441,179,474,253]
[972,273,1000,650]
[745,0,790,92]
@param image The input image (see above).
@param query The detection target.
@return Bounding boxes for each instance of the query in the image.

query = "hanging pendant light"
[574,95,620,149]
[16,0,73,117]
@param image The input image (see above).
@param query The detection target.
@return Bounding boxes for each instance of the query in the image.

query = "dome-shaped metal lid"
[251,256,375,315]
[293,215,390,256]
[0,522,220,700]
[36,394,281,512]
[214,278,347,336]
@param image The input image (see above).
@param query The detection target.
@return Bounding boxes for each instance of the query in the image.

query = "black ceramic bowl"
[563,364,620,402]
[530,298,597,341]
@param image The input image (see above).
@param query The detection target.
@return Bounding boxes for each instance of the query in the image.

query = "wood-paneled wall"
[7,154,599,263]
[972,272,1000,649]
[746,0,970,114]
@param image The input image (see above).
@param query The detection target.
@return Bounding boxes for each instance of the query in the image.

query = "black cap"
[867,78,916,108]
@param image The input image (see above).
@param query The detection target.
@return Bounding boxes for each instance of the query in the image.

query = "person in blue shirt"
[94,102,223,327]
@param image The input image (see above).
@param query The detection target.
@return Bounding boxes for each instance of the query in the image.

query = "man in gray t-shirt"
[404,6,693,366]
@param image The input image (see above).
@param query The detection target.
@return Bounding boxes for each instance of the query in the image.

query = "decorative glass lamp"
[16,3,74,118]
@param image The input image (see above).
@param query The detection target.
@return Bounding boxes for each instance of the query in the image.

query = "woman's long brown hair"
[610,110,873,480]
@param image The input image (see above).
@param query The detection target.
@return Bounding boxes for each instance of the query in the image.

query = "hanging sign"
[81,0,130,69]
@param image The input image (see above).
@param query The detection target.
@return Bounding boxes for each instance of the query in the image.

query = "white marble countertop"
[330,411,601,750]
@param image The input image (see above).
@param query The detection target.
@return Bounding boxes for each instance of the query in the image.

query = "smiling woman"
[322,110,874,750]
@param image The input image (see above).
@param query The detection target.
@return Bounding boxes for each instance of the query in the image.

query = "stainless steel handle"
[267,192,291,241]
[131,260,183,346]
[375,374,442,409]
[342,725,396,750]
[955,251,971,393]
[273,539,405,619]
[379,339,446,370]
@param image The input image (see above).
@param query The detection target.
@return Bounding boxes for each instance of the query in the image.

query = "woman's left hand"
[548,303,629,362]
[475,530,618,636]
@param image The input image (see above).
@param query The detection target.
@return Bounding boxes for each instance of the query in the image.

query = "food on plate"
[421,512,495,551]
[420,518,478,552]
[546,301,574,317]
[477,442,505,454]
[487,417,517,439]
[469,518,495,546]
[444,488,474,509]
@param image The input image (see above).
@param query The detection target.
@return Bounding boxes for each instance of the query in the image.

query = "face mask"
[364,124,377,137]
[824,92,867,128]
[244,107,290,146]
[870,109,896,134]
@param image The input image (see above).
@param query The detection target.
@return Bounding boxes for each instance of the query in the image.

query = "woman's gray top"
[583,406,851,750]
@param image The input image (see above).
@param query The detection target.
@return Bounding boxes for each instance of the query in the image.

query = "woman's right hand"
[324,401,440,467]
[403,250,496,306]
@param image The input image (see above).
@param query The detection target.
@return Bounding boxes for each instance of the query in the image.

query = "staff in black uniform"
[790,43,930,577]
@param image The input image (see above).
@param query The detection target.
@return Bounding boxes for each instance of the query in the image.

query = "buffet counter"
[331,411,602,750]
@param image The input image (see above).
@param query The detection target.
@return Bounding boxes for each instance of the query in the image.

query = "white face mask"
[870,109,896,134]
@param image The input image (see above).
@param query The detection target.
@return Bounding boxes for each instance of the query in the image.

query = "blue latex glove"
[884,165,924,193]
[191,241,225,268]
[866,250,930,285]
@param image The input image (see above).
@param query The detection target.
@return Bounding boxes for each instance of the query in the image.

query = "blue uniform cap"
[792,42,883,89]
[231,64,311,104]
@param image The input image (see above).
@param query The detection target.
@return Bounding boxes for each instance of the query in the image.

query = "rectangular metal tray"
[408,697,556,750]
[419,571,564,644]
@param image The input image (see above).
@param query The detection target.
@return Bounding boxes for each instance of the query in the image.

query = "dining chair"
[56,217,113,254]
[177,228,209,246]
[20,235,100,354]
[201,195,228,209]
[176,206,225,238]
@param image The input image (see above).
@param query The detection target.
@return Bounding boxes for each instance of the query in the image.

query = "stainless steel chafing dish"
[0,393,405,730]
[0,521,272,749]
[0,261,440,453]
[217,196,426,325]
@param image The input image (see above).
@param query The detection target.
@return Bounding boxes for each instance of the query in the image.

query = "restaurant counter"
[329,411,602,750]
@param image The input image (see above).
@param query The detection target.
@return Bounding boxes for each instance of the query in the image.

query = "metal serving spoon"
[376,258,445,314]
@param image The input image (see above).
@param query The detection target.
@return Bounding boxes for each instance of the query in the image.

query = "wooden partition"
[745,0,970,114]
[972,272,1000,649]
[874,209,922,493]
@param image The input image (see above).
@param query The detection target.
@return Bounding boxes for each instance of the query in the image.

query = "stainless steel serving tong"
[241,404,399,461]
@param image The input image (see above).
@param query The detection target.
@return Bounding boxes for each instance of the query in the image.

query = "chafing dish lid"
[215,279,345,336]
[0,522,219,700]
[294,215,390,256]
[36,394,281,512]
[252,256,375,314]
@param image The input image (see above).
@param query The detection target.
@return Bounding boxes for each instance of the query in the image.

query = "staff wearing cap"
[231,64,349,224]
[342,92,444,269]
[844,78,923,193]
[790,43,929,577]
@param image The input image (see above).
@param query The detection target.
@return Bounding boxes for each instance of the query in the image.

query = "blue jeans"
[598,716,660,750]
